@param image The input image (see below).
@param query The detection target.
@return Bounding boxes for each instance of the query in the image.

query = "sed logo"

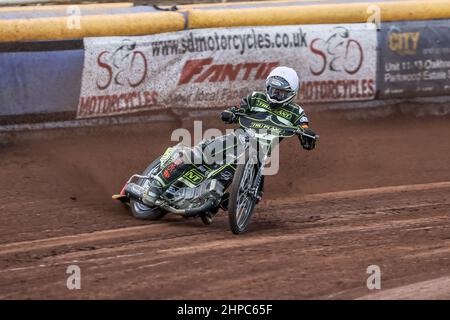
[309,26,364,76]
[96,39,148,90]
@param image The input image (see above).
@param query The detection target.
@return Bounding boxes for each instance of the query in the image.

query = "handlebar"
[233,111,319,141]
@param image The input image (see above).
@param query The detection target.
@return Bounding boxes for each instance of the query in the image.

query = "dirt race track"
[1,108,450,299]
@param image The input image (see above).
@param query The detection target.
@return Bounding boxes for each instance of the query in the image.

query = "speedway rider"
[220,66,317,149]
[142,66,318,210]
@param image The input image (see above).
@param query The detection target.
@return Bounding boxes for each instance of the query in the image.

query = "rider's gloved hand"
[220,109,237,124]
[299,128,317,151]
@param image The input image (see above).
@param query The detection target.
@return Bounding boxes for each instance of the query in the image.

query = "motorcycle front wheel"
[228,157,259,234]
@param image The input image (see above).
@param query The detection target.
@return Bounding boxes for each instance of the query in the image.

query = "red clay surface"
[1,109,450,299]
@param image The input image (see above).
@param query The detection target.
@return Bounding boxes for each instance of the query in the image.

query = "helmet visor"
[268,86,293,102]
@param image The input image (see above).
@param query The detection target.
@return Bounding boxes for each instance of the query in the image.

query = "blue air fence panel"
[378,19,450,99]
[0,49,84,116]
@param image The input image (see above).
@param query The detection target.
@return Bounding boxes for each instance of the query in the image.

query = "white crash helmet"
[265,66,299,107]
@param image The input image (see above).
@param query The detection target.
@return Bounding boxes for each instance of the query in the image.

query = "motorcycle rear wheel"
[130,157,167,220]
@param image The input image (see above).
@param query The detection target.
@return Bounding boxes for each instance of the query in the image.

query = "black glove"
[299,128,317,150]
[220,109,237,123]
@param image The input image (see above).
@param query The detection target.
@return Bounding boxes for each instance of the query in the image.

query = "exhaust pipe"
[159,198,217,217]
[124,183,146,203]
[126,183,218,217]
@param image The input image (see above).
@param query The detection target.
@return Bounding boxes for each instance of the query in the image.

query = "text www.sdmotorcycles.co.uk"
[151,29,307,56]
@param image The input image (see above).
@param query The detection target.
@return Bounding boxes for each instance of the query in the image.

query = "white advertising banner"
[78,23,377,118]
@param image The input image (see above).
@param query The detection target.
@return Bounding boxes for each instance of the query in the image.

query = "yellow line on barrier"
[0,2,132,12]
[188,0,450,28]
[0,11,184,42]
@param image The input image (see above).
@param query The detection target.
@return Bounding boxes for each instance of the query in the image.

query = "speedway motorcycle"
[113,111,318,234]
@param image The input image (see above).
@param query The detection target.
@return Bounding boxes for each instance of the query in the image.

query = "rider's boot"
[142,179,164,206]
[201,207,219,225]
[256,191,264,204]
